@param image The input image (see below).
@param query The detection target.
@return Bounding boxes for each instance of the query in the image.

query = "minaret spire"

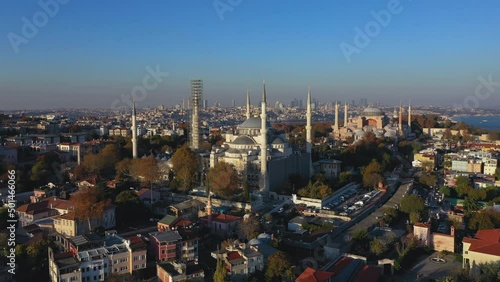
[306,86,312,154]
[408,98,412,128]
[246,90,251,119]
[398,101,403,134]
[260,80,268,194]
[334,101,339,132]
[132,99,138,159]
[344,101,348,128]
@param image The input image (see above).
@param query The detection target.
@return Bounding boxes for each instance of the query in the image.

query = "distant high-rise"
[190,79,202,150]
[232,99,236,107]
[203,99,207,109]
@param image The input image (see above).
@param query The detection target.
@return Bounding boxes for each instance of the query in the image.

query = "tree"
[469,212,495,231]
[419,173,437,188]
[239,214,261,240]
[463,196,480,218]
[439,186,451,197]
[129,156,160,186]
[455,176,471,198]
[115,158,132,181]
[207,161,239,199]
[71,187,111,232]
[171,146,199,191]
[339,171,353,185]
[265,251,294,282]
[362,159,384,189]
[382,207,399,224]
[409,212,422,224]
[214,259,227,282]
[370,238,387,255]
[114,190,147,226]
[400,195,425,215]
[243,180,250,202]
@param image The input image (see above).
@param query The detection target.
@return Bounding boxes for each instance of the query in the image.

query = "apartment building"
[149,231,183,262]
[157,261,205,282]
[463,229,500,270]
[211,242,264,280]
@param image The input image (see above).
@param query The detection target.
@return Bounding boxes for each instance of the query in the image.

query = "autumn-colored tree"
[207,161,239,199]
[171,146,199,191]
[129,156,160,186]
[71,187,111,232]
[239,214,261,240]
[265,251,294,282]
[115,158,132,181]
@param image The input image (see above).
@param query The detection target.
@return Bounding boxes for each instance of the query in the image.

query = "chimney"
[450,226,455,237]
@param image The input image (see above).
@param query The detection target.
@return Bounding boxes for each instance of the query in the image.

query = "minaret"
[260,80,268,193]
[132,100,138,159]
[334,101,340,132]
[246,90,251,119]
[206,183,212,224]
[306,86,312,154]
[398,102,403,134]
[344,101,348,127]
[408,99,412,128]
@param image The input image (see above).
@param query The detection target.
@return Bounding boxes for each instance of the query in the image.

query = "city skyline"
[1,0,500,110]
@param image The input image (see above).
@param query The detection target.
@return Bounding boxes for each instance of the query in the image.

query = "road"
[330,179,413,252]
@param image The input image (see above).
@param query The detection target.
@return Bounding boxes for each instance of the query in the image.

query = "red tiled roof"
[463,229,500,257]
[352,265,381,282]
[414,222,431,229]
[327,257,353,275]
[136,188,151,197]
[296,267,334,282]
[227,251,242,261]
[16,197,73,213]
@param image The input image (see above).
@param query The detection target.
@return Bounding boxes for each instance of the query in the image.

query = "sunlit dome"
[239,117,272,129]
[361,107,384,116]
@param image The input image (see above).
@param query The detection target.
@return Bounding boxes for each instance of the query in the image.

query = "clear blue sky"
[1,0,500,110]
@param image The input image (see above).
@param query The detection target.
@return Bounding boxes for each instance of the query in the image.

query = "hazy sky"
[1,0,500,110]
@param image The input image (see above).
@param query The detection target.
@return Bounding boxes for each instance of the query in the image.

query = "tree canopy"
[265,251,294,282]
[171,146,199,191]
[71,187,111,232]
[207,161,240,199]
[400,194,425,215]
[297,181,332,199]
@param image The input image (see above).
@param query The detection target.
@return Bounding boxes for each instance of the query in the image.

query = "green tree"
[370,238,387,255]
[382,207,400,224]
[469,212,495,231]
[243,179,250,202]
[400,194,425,215]
[114,190,147,226]
[419,173,437,188]
[463,196,480,218]
[208,161,239,199]
[439,186,451,197]
[214,259,227,282]
[171,146,199,191]
[455,176,471,198]
[361,159,384,189]
[410,212,422,224]
[265,251,294,282]
[339,171,353,185]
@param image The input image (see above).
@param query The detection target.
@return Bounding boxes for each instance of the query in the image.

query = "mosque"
[210,82,313,193]
[333,102,413,142]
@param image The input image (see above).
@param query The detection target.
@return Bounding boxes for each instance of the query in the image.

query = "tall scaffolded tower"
[190,79,203,150]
